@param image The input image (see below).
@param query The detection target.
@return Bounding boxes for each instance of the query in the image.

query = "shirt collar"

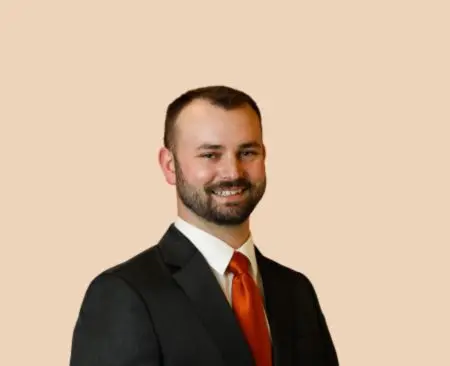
[173,216,259,279]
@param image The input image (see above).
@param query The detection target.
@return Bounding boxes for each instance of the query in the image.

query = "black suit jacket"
[70,224,339,366]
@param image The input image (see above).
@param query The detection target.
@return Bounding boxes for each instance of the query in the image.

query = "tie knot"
[228,251,250,275]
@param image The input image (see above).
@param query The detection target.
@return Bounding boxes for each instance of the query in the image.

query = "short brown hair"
[163,85,262,150]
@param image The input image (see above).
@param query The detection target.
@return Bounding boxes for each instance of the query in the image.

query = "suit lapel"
[159,225,255,366]
[256,248,294,366]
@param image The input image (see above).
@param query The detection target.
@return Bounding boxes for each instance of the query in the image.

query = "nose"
[218,154,244,181]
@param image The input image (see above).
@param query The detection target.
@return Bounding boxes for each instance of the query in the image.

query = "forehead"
[174,99,262,149]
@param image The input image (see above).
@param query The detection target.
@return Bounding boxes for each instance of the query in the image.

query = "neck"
[178,210,251,250]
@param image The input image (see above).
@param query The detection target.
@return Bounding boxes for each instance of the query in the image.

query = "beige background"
[1,1,449,365]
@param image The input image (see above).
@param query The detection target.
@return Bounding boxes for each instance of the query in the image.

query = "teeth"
[213,189,244,197]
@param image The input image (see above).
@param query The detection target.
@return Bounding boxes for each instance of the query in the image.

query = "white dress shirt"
[173,217,271,335]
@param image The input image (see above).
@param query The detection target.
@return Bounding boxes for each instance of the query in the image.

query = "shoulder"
[259,252,312,282]
[83,243,166,300]
[104,245,162,278]
[259,252,321,297]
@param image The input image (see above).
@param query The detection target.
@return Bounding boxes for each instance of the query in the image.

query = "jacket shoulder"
[261,254,312,282]
[259,253,320,296]
[90,243,167,293]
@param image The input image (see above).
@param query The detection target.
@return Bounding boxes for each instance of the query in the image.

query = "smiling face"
[159,98,267,226]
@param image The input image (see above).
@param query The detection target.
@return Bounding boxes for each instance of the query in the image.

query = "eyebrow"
[196,141,263,150]
[239,142,262,149]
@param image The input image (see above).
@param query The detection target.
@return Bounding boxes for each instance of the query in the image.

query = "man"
[69,85,339,366]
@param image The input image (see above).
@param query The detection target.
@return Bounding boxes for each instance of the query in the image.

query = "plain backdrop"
[1,1,449,365]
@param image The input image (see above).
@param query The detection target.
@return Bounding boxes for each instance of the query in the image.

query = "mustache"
[205,178,251,192]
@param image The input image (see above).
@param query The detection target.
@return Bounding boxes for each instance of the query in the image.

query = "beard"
[173,157,266,226]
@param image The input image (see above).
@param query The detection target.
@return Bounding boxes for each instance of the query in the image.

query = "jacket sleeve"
[69,273,161,366]
[307,278,340,366]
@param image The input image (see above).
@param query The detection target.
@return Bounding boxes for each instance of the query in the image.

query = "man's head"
[159,85,266,227]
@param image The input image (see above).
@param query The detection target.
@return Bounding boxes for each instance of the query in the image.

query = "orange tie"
[228,251,272,366]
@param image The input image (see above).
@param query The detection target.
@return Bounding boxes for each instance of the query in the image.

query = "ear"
[158,147,176,185]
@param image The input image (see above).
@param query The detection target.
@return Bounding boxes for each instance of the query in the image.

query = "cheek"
[246,161,266,180]
[196,169,215,183]
[183,162,216,184]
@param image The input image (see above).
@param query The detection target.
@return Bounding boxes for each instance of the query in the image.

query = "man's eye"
[201,153,217,159]
[241,150,257,157]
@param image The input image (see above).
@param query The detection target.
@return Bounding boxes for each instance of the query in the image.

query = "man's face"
[171,99,266,226]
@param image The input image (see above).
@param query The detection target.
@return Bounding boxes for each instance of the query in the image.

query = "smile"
[211,188,247,197]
